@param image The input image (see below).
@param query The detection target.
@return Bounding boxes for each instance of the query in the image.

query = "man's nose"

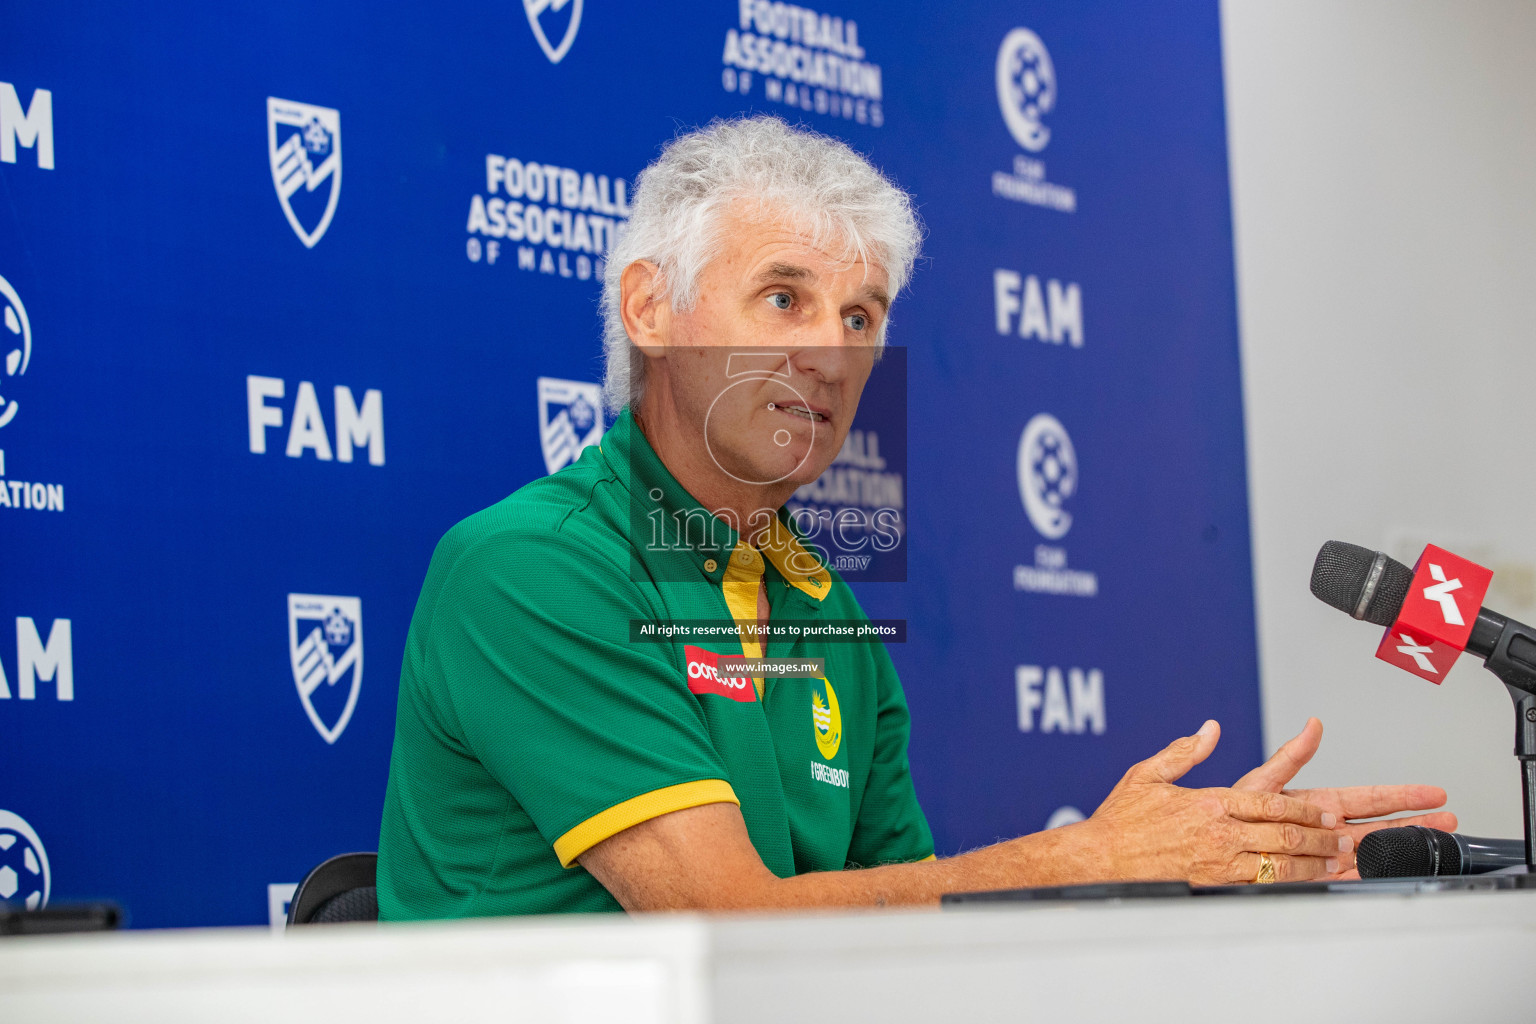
[789,314,859,381]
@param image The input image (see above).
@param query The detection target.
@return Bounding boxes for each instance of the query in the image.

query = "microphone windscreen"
[1310,541,1414,626]
[1356,826,1463,878]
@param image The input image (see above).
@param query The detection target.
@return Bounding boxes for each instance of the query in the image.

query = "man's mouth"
[773,403,830,424]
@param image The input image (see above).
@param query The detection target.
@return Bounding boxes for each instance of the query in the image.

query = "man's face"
[652,205,890,492]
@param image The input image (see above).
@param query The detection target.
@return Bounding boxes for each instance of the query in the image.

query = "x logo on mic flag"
[1375,545,1493,683]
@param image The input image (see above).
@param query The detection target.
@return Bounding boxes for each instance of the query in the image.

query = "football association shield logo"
[287,594,362,744]
[537,376,603,475]
[267,97,342,248]
[523,0,583,64]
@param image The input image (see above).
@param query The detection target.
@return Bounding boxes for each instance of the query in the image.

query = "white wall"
[1223,0,1536,836]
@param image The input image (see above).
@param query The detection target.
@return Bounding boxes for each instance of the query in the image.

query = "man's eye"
[843,313,868,332]
[768,293,792,310]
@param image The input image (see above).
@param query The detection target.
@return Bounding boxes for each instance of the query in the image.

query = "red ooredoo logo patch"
[683,645,756,702]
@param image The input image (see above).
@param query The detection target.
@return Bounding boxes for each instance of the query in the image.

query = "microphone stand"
[1470,610,1536,869]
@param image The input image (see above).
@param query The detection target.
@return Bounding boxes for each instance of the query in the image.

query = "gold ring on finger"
[1254,852,1277,884]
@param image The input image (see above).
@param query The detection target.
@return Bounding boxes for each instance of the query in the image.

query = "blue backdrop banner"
[0,0,1259,927]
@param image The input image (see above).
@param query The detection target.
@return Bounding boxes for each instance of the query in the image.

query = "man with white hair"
[377,116,1453,917]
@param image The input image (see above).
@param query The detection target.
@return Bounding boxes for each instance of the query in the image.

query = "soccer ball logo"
[302,117,333,159]
[0,273,33,430]
[568,393,596,433]
[0,810,51,910]
[996,27,1056,153]
[323,609,352,647]
[1017,413,1076,540]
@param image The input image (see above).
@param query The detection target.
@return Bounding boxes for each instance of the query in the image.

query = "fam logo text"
[1,81,52,170]
[247,376,384,465]
[0,617,73,701]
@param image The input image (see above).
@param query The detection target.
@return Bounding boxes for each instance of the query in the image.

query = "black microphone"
[1357,825,1525,877]
[1310,540,1536,680]
[1312,540,1536,871]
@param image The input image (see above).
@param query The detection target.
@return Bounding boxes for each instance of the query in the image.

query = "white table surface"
[3,887,1533,1022]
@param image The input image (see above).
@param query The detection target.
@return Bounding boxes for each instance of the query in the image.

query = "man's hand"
[1079,720,1352,885]
[578,718,1458,911]
[1233,717,1456,878]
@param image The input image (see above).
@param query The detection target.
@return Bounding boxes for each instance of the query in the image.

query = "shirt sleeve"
[427,525,739,868]
[846,640,935,867]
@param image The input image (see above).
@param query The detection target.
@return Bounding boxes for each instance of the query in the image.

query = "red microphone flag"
[1375,544,1494,682]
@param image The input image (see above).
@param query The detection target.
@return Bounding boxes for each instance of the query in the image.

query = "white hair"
[599,116,923,413]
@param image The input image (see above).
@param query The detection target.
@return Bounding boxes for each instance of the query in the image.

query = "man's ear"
[619,260,669,353]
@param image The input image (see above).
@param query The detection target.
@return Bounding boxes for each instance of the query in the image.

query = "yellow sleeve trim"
[919,853,937,862]
[553,779,740,868]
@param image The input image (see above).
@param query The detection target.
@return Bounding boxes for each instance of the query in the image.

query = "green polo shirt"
[377,407,933,919]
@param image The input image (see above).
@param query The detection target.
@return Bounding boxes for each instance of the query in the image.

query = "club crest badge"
[267,97,342,248]
[537,376,603,475]
[287,594,362,744]
[523,0,583,64]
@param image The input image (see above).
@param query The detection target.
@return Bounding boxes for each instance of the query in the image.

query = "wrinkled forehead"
[711,198,892,293]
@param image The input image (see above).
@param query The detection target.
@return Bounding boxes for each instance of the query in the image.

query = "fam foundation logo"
[1018,413,1075,540]
[0,809,50,910]
[267,97,342,248]
[288,594,362,744]
[0,273,66,514]
[721,2,885,127]
[524,0,583,64]
[991,28,1076,213]
[466,153,630,281]
[0,273,32,430]
[538,377,604,474]
[1014,413,1097,597]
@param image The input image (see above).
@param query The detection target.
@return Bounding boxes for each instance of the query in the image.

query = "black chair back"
[286,852,378,926]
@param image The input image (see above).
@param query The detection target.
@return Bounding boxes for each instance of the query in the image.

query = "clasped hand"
[1079,718,1455,884]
